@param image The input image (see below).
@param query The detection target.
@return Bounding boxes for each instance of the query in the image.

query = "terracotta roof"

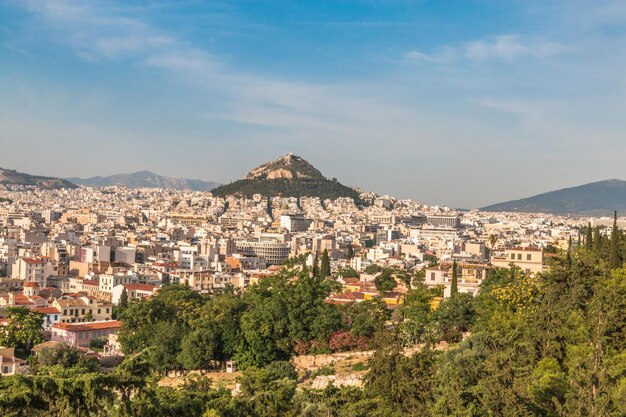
[53,320,122,332]
[23,282,39,288]
[123,283,157,292]
[22,257,48,264]
[34,307,61,315]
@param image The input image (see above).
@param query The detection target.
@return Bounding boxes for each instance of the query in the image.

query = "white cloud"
[464,35,567,61]
[404,48,453,63]
[406,34,567,65]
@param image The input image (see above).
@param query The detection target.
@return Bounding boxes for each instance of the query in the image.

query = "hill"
[211,153,361,201]
[481,179,626,215]
[66,171,219,191]
[0,167,77,189]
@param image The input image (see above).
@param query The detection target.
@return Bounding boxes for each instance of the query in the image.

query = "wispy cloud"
[404,49,452,64]
[15,0,435,144]
[406,34,568,64]
[464,35,567,61]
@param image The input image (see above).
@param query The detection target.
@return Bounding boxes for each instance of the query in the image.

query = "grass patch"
[352,362,368,372]
[310,365,335,378]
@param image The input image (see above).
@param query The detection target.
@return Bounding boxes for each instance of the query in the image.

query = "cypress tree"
[593,227,602,254]
[320,249,331,278]
[585,222,593,250]
[609,211,621,268]
[450,260,458,296]
[119,287,129,309]
[266,195,273,219]
[345,244,354,260]
[312,253,320,278]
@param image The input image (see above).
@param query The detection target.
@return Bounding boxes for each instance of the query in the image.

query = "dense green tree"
[430,293,475,343]
[350,298,390,338]
[33,343,93,369]
[238,362,298,417]
[365,343,439,417]
[337,266,359,278]
[178,327,220,371]
[400,285,435,345]
[374,269,396,292]
[365,264,383,275]
[0,307,44,354]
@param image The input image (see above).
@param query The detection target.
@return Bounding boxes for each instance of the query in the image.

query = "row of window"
[510,253,533,261]
[62,308,110,316]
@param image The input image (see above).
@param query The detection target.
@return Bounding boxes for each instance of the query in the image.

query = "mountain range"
[481,179,626,215]
[0,167,76,189]
[66,171,219,191]
[211,153,361,201]
[4,162,626,216]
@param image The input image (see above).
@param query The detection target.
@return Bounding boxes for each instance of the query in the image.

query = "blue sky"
[1,0,626,208]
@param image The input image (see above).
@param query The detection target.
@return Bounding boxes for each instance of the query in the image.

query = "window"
[517,254,522,260]
[430,272,435,281]
[106,308,109,313]
[510,253,515,260]
[81,309,85,315]
[63,309,67,315]
[98,309,101,314]
[527,254,532,261]
[2,366,8,374]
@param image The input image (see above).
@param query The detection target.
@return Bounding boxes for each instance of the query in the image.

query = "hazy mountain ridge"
[0,167,77,189]
[211,153,361,201]
[481,179,626,215]
[67,171,219,191]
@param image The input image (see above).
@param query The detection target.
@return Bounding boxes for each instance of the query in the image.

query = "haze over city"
[2,0,626,207]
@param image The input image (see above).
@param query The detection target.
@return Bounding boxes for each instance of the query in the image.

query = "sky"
[1,0,626,208]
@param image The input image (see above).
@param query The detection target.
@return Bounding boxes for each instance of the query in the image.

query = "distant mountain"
[481,179,626,215]
[67,171,219,191]
[0,167,76,189]
[211,153,361,201]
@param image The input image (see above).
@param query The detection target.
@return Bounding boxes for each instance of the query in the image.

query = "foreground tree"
[0,307,44,354]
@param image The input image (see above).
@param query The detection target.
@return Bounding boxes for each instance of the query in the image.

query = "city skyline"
[2,1,626,207]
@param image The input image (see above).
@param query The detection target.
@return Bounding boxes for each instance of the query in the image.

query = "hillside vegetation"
[211,154,361,202]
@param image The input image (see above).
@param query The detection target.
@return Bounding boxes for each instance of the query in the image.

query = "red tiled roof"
[23,258,44,264]
[35,307,61,315]
[53,320,122,332]
[123,284,157,292]
[23,282,39,288]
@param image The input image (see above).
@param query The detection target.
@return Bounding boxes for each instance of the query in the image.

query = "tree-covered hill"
[211,153,361,202]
